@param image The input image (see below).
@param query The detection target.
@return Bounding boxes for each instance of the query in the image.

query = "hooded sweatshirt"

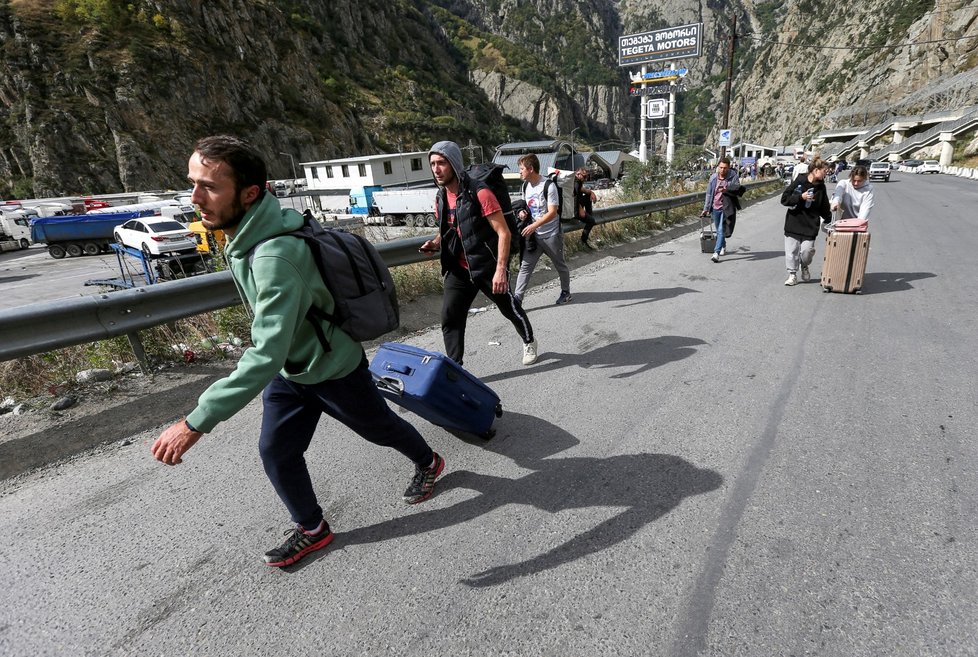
[428,140,502,281]
[186,192,363,433]
[781,173,832,241]
[831,179,875,220]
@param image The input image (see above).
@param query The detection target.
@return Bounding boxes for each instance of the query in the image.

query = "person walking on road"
[152,135,445,568]
[781,157,832,286]
[513,153,572,305]
[419,141,537,366]
[830,165,875,221]
[574,167,597,249]
[701,157,741,263]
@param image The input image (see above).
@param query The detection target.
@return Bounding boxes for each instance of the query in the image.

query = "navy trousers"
[259,356,433,530]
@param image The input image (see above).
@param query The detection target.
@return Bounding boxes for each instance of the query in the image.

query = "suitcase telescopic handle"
[375,376,405,396]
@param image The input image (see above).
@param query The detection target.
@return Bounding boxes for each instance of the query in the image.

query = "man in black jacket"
[420,141,537,366]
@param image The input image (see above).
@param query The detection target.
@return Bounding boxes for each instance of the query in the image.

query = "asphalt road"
[1,171,976,656]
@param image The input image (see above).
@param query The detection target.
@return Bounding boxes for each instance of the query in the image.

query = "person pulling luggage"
[152,135,445,569]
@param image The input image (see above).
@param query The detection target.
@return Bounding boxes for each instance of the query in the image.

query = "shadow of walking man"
[482,335,707,384]
[339,413,723,587]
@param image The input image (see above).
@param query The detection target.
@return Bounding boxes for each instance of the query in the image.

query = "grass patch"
[0,309,251,400]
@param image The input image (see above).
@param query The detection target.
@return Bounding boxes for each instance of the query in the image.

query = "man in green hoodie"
[152,135,444,568]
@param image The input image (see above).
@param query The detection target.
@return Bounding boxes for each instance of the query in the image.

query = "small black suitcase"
[700,215,717,253]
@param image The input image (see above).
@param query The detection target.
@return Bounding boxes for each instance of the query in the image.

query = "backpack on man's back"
[458,162,521,259]
[522,169,575,221]
[249,217,399,352]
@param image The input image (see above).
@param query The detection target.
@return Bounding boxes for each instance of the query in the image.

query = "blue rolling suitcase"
[369,342,503,438]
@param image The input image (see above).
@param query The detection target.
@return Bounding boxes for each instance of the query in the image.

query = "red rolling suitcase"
[369,342,502,439]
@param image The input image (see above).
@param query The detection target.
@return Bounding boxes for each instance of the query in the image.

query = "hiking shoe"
[263,522,334,567]
[556,291,572,305]
[403,452,445,504]
[522,340,538,365]
[801,266,811,282]
[711,252,720,263]
[784,273,798,286]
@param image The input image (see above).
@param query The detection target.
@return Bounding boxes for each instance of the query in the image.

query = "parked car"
[855,159,873,168]
[918,160,941,174]
[902,159,924,170]
[114,218,196,257]
[868,162,891,182]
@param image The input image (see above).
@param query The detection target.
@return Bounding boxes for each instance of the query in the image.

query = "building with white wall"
[301,151,433,213]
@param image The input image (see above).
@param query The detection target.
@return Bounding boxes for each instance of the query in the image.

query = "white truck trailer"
[367,188,438,227]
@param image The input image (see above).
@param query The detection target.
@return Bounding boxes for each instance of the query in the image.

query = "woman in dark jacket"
[780,157,832,286]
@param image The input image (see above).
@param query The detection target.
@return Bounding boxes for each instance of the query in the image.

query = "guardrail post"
[126,332,150,374]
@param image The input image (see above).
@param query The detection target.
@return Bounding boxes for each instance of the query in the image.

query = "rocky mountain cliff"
[1,0,976,198]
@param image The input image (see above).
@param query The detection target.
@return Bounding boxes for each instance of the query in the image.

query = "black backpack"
[248,218,399,351]
[462,163,520,259]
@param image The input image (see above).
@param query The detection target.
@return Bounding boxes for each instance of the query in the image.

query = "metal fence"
[0,180,780,365]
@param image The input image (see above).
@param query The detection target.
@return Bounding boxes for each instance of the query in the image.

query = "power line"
[738,32,976,51]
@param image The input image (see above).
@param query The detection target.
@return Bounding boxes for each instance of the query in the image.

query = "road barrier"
[0,180,781,365]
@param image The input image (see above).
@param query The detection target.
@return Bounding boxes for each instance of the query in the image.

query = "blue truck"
[30,211,146,259]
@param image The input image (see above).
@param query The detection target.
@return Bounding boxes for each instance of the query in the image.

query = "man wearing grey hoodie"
[420,141,537,366]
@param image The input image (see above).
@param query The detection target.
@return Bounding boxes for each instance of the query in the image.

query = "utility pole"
[720,15,736,160]
[462,139,482,166]
[279,152,303,211]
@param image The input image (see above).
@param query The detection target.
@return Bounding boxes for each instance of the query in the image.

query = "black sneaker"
[263,523,334,567]
[403,452,445,504]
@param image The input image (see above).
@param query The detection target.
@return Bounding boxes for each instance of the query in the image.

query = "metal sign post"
[638,65,648,163]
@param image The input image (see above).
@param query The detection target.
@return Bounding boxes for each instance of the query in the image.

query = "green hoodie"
[186,193,363,433]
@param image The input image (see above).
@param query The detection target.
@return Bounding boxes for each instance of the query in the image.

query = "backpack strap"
[246,225,334,354]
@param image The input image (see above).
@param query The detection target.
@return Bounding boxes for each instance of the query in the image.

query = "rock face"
[1,1,976,198]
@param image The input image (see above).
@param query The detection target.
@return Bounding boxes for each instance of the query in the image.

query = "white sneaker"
[801,266,811,282]
[719,247,726,256]
[522,340,538,366]
[784,273,798,286]
[711,252,720,263]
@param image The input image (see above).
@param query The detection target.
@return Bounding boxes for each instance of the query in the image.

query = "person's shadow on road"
[333,413,723,587]
[481,335,707,383]
[518,286,698,314]
[858,271,935,294]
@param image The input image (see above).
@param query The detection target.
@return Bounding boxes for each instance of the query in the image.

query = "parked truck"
[0,208,36,252]
[30,211,145,259]
[367,188,439,227]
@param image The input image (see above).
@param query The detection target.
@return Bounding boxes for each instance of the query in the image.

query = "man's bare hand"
[152,420,203,466]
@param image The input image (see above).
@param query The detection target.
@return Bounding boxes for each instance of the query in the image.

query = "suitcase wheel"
[494,402,503,418]
[482,428,496,440]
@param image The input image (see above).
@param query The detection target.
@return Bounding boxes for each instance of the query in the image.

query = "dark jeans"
[259,357,433,530]
[441,268,533,365]
[579,210,595,242]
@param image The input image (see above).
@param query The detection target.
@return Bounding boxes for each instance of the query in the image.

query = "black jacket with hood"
[781,173,832,240]
[430,140,501,282]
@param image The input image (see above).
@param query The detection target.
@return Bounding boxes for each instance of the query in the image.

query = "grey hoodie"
[427,140,501,280]
[428,140,465,183]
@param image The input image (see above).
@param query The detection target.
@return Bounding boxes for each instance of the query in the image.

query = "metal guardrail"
[0,180,780,364]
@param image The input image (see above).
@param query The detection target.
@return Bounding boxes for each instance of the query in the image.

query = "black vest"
[436,174,501,282]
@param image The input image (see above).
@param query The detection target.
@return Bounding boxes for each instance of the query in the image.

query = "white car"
[114,218,196,257]
[918,160,941,174]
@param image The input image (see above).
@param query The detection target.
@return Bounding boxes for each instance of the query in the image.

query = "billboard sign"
[629,83,683,97]
[618,23,702,67]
